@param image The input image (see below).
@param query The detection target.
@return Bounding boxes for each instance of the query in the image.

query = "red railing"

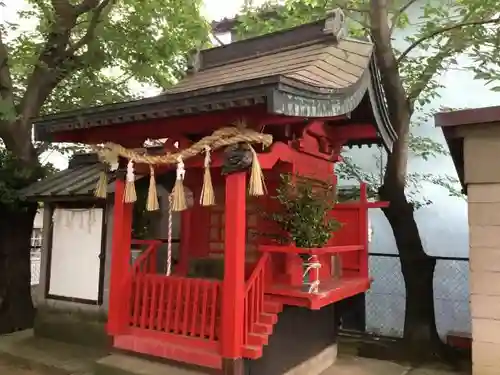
[130,274,221,341]
[131,239,162,274]
[243,253,270,345]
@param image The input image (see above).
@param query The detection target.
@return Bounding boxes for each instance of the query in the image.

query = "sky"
[0,0,266,168]
[204,0,266,21]
[1,0,260,22]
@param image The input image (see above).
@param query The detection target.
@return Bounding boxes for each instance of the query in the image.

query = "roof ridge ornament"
[323,8,348,42]
[186,48,202,76]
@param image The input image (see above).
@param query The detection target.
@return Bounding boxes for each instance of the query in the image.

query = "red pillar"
[358,183,369,278]
[221,172,246,360]
[107,177,133,335]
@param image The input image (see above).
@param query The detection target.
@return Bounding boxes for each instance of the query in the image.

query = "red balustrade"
[243,253,269,345]
[131,239,162,274]
[130,274,221,341]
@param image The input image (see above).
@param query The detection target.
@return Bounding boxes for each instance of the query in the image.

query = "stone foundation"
[245,304,338,375]
[34,304,111,349]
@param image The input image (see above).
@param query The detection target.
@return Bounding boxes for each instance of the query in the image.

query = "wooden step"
[252,322,273,335]
[113,334,222,369]
[263,300,283,314]
[242,345,262,359]
[246,332,269,346]
[259,312,278,325]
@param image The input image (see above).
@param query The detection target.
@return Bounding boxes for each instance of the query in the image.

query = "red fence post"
[107,177,133,334]
[358,183,369,278]
[221,172,246,361]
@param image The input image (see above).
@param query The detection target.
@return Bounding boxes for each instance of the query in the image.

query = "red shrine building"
[27,12,397,375]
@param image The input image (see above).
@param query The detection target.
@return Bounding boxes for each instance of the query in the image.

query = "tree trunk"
[0,202,37,333]
[379,178,442,357]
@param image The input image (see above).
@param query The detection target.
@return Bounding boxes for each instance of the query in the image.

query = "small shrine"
[29,10,396,375]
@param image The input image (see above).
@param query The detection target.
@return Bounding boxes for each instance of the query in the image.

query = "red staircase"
[242,296,283,359]
[111,240,280,368]
[241,253,283,359]
[109,237,371,368]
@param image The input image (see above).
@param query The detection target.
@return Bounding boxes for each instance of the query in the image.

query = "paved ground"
[0,330,469,375]
[0,355,467,375]
[322,356,468,375]
[0,360,41,375]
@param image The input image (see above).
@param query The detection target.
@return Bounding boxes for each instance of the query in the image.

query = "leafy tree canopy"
[0,0,210,205]
[1,0,209,116]
[236,0,500,206]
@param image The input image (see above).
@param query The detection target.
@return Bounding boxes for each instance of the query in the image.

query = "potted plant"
[267,173,341,288]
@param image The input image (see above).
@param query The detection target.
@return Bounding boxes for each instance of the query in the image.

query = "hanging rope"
[171,156,187,211]
[124,160,137,203]
[166,193,173,276]
[94,126,272,166]
[93,126,273,204]
[200,145,215,206]
[303,256,322,294]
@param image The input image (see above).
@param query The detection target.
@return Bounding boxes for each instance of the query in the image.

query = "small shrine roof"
[20,153,107,201]
[435,105,500,194]
[164,39,372,95]
[33,13,396,150]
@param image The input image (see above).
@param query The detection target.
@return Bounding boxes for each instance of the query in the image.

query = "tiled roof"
[165,39,372,94]
[20,162,105,200]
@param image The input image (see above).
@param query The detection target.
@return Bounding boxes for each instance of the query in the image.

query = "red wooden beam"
[331,123,378,141]
[335,201,389,209]
[221,172,246,359]
[132,141,295,176]
[50,105,341,145]
[259,244,364,255]
[358,183,369,278]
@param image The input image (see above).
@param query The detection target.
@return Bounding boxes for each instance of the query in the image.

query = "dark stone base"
[222,358,244,375]
[244,304,338,375]
[34,306,112,349]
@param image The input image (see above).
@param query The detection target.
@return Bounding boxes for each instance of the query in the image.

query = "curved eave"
[33,73,365,141]
[33,65,396,152]
[367,57,398,153]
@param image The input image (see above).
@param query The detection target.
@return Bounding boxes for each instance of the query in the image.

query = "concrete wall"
[461,127,500,375]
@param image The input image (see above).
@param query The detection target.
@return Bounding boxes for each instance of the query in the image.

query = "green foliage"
[0,148,54,208]
[0,0,210,205]
[270,174,341,249]
[3,0,209,115]
[234,0,494,206]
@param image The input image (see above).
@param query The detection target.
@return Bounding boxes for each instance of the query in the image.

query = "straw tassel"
[146,165,160,211]
[124,160,137,203]
[200,146,215,206]
[94,164,108,199]
[171,156,187,211]
[248,145,266,196]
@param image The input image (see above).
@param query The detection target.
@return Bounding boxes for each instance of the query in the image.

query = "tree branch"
[19,0,112,124]
[0,29,14,106]
[0,29,19,150]
[75,0,101,15]
[370,0,409,131]
[50,0,77,27]
[405,8,490,107]
[370,0,412,186]
[67,0,112,56]
[397,16,500,65]
[389,0,419,35]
